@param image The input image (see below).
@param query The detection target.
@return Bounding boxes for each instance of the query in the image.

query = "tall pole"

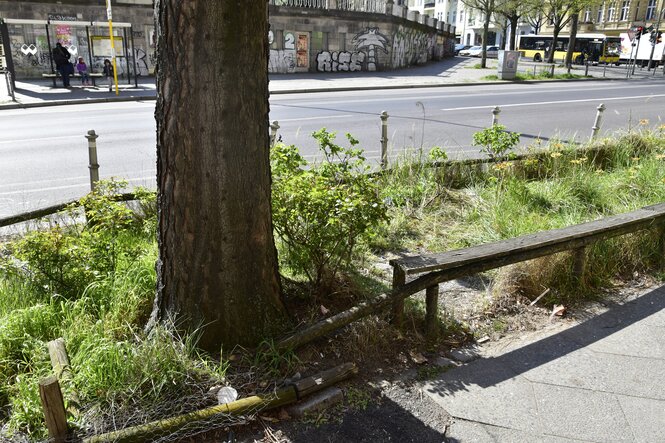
[647,6,663,70]
[106,0,119,95]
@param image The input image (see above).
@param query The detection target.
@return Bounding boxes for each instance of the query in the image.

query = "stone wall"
[268,7,455,73]
[0,1,454,79]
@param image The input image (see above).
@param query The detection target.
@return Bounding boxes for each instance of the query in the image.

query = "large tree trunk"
[151,0,288,352]
[481,11,491,68]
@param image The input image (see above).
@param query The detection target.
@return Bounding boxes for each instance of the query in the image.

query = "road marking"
[278,114,353,122]
[0,135,80,145]
[440,94,665,111]
[0,176,155,196]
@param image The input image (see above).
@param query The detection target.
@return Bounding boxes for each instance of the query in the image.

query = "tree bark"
[152,0,288,351]
[565,12,579,70]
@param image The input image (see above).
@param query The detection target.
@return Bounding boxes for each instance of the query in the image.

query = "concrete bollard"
[270,120,280,147]
[492,106,501,126]
[590,103,606,139]
[380,111,389,169]
[84,130,100,191]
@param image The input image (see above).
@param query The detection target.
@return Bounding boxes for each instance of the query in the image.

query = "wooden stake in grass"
[39,376,68,443]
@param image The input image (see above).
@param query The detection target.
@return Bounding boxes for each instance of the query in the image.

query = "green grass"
[483,72,587,81]
[1,126,665,439]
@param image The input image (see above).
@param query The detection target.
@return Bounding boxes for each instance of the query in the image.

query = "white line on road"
[440,94,665,111]
[0,176,155,196]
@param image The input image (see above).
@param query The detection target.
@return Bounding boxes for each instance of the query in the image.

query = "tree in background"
[462,0,496,67]
[496,0,538,50]
[150,0,288,352]
[542,0,576,63]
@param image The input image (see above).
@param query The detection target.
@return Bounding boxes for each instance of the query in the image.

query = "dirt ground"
[213,271,660,443]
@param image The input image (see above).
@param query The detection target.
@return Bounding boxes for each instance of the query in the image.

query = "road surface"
[1,79,664,218]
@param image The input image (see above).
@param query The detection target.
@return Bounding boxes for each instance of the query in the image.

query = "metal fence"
[270,0,388,14]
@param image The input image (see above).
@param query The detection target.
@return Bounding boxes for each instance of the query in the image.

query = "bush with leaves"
[8,180,149,298]
[271,129,387,290]
[473,124,520,160]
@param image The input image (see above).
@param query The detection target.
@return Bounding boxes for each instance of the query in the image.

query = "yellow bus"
[517,34,621,64]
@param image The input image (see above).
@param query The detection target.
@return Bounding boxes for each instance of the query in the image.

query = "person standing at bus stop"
[103,59,114,92]
[52,42,72,88]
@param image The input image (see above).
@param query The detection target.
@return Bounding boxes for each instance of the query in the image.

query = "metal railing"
[270,0,388,14]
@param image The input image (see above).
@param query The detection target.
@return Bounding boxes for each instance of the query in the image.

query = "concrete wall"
[0,1,455,79]
[268,7,454,73]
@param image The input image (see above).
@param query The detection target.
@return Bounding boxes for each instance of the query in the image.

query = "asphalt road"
[1,79,664,218]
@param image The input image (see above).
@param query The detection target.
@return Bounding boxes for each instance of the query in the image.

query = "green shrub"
[271,129,387,290]
[473,124,520,160]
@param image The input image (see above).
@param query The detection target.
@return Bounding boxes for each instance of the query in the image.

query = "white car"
[458,45,481,56]
[467,45,500,58]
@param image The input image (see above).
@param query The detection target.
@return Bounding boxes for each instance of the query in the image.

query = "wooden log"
[425,285,439,342]
[391,267,406,329]
[39,376,68,443]
[84,362,357,443]
[292,362,358,398]
[278,204,665,351]
[48,338,70,379]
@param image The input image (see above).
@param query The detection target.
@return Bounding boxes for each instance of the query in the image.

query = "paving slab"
[532,383,632,442]
[617,395,665,443]
[422,285,665,442]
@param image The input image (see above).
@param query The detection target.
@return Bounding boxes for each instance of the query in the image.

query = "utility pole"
[106,0,119,95]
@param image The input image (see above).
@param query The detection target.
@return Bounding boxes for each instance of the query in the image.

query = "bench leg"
[573,247,587,286]
[391,268,406,329]
[425,285,439,343]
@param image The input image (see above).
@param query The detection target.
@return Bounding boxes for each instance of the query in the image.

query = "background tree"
[150,0,288,352]
[542,0,576,63]
[496,0,538,50]
[462,0,496,67]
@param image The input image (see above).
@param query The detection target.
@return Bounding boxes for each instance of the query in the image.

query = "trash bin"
[498,50,520,80]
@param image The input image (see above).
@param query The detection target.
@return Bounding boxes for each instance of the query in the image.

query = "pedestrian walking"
[103,59,114,92]
[52,43,72,88]
[76,57,91,86]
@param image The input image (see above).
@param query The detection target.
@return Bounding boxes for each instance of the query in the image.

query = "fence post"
[39,376,68,443]
[270,120,280,147]
[85,130,100,191]
[550,63,555,77]
[491,106,501,126]
[380,111,389,169]
[590,103,605,139]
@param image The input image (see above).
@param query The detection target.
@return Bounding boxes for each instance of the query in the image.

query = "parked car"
[454,44,472,55]
[468,45,500,58]
[458,45,481,56]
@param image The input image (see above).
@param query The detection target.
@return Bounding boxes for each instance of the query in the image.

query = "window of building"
[584,9,592,21]
[620,1,630,20]
[646,0,656,19]
[607,2,616,20]
[597,4,605,22]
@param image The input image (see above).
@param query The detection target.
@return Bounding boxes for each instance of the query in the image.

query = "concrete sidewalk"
[425,284,665,442]
[3,57,662,109]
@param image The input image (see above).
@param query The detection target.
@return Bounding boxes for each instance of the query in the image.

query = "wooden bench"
[389,203,665,338]
[42,72,104,88]
[277,203,665,351]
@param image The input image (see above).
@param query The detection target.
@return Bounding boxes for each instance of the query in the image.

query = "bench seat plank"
[390,203,665,275]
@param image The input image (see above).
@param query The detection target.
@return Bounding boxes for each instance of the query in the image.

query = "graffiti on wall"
[316,27,388,72]
[391,26,435,68]
[316,50,366,72]
[134,47,150,76]
[269,49,296,73]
